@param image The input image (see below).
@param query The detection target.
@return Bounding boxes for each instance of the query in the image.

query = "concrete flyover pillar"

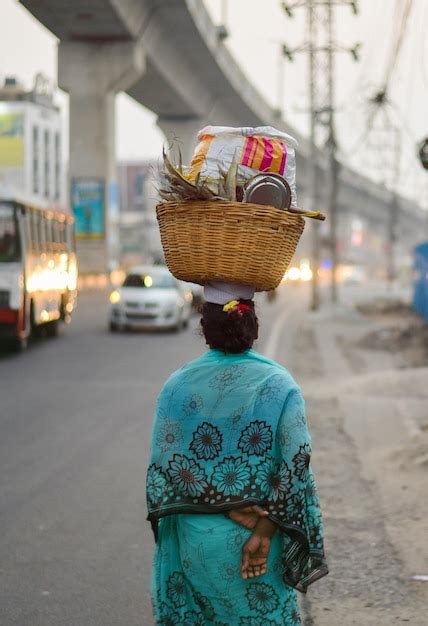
[157,116,206,166]
[59,41,145,274]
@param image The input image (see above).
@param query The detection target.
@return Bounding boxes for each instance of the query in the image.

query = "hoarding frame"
[71,177,105,240]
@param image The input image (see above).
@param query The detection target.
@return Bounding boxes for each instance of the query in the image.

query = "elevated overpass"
[20,0,426,273]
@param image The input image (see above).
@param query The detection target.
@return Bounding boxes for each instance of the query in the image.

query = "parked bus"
[0,197,77,350]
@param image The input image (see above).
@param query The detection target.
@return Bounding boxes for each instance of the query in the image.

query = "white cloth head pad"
[203,281,255,305]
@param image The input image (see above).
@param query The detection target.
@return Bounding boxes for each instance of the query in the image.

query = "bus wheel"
[30,301,42,338]
[10,335,28,352]
[45,320,59,338]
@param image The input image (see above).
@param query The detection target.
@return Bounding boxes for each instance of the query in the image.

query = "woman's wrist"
[253,517,277,539]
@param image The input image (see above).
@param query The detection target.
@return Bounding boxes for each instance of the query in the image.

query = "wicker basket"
[156,200,305,292]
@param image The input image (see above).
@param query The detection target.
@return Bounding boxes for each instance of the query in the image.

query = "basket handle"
[286,207,326,221]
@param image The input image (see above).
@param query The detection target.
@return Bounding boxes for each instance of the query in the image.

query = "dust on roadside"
[355,297,428,369]
[290,310,428,625]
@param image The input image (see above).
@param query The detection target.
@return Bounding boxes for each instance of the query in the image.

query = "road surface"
[0,287,299,626]
[1,284,426,625]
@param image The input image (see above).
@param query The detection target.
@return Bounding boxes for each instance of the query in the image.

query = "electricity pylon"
[281,0,359,309]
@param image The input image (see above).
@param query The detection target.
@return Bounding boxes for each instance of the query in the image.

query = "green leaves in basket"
[159,148,216,202]
[225,161,238,202]
[158,148,240,203]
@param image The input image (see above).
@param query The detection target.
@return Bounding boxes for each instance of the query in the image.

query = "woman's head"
[200,299,259,354]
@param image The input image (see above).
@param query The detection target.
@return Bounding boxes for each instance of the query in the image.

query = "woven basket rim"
[156,199,305,291]
[156,199,306,222]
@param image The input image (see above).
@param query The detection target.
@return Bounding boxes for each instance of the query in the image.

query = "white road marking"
[263,301,294,360]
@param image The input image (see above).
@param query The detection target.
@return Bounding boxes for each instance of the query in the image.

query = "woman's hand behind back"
[227,505,269,530]
[240,517,278,579]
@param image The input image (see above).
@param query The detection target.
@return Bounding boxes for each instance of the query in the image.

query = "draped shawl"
[146,349,328,592]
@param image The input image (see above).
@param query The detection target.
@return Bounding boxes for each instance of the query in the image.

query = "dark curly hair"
[200,300,258,354]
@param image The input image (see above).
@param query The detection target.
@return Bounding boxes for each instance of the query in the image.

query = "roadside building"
[117,161,163,268]
[0,75,65,210]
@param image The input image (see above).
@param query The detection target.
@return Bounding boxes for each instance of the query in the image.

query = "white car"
[188,282,205,309]
[109,266,193,332]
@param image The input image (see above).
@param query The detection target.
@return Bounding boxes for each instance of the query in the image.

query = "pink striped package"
[188,126,298,207]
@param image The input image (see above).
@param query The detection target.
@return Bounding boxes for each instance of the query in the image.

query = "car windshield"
[123,272,176,289]
[0,205,21,262]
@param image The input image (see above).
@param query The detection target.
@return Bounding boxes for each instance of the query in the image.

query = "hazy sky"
[0,0,427,205]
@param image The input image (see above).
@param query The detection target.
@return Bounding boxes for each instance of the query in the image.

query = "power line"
[381,0,414,94]
[339,0,415,165]
[350,0,390,91]
[420,0,428,87]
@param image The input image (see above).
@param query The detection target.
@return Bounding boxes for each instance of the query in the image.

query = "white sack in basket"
[188,125,298,207]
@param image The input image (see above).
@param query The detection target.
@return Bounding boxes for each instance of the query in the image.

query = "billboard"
[0,112,24,168]
[71,178,105,240]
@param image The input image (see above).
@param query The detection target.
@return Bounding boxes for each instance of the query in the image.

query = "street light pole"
[277,44,285,116]
[326,0,339,304]
[221,0,228,26]
[308,0,320,311]
[328,142,339,302]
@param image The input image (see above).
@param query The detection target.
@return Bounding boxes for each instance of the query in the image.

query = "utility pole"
[308,0,320,310]
[387,191,399,285]
[326,0,339,303]
[276,44,285,117]
[217,0,229,40]
[281,0,359,310]
[365,96,402,285]
[387,130,401,286]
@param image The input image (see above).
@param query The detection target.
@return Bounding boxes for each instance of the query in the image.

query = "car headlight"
[287,267,301,281]
[300,267,313,281]
[109,290,121,304]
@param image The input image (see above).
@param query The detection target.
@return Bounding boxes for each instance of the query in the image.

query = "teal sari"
[147,349,327,625]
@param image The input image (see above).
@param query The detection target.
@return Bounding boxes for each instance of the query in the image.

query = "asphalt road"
[0,288,297,626]
[3,283,422,625]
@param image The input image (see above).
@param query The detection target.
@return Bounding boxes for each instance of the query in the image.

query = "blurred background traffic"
[0,1,427,625]
[1,0,428,351]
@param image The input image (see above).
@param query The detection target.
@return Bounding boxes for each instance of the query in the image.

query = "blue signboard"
[71,178,105,239]
[413,242,428,323]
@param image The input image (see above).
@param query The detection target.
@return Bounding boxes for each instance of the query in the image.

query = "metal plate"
[243,174,292,209]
